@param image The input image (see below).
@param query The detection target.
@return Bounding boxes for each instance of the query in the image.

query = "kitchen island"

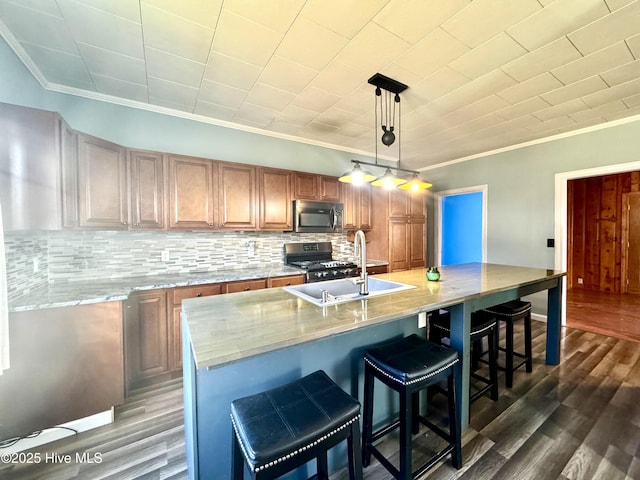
[182,263,565,479]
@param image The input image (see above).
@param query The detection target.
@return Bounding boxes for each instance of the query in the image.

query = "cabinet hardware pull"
[196,293,202,297]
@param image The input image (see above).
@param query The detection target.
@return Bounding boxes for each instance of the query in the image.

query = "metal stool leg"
[525,311,533,373]
[505,319,514,388]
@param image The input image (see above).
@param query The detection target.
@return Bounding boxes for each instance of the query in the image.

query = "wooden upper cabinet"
[218,162,257,230]
[60,118,78,229]
[0,103,63,230]
[343,183,372,231]
[259,167,293,230]
[294,172,341,202]
[129,150,164,229]
[77,133,129,229]
[168,155,216,229]
[388,188,425,219]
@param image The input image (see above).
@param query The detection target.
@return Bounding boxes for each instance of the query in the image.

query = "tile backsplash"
[4,230,354,300]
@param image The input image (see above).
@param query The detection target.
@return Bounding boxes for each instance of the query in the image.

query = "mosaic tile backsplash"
[4,230,355,301]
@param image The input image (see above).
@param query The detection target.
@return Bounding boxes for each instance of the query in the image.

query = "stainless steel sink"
[283,277,416,306]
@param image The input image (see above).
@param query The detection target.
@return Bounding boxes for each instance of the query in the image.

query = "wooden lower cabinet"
[225,278,267,293]
[268,274,305,287]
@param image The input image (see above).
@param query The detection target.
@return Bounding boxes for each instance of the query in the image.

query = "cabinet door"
[342,183,358,230]
[294,172,318,200]
[389,189,409,218]
[77,134,129,229]
[130,150,164,229]
[60,118,78,229]
[359,184,372,230]
[0,103,62,230]
[124,290,168,392]
[320,175,341,201]
[389,219,410,271]
[409,219,426,269]
[168,155,216,229]
[259,168,293,230]
[268,275,305,287]
[219,162,257,229]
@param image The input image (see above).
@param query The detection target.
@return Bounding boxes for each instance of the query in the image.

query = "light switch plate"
[418,312,427,328]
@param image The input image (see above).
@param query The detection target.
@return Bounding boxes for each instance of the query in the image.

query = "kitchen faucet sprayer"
[353,230,369,295]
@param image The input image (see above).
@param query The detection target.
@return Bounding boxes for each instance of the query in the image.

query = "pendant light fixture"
[338,74,433,191]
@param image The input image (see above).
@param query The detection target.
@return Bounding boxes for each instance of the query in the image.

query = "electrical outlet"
[32,258,39,273]
[247,241,256,256]
[161,250,170,262]
[577,277,583,285]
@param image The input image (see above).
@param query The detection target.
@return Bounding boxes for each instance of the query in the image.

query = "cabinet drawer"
[172,284,223,305]
[225,279,267,293]
[268,275,305,288]
[366,265,389,275]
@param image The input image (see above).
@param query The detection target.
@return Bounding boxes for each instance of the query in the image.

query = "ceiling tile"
[147,76,199,108]
[310,61,364,97]
[442,0,541,48]
[276,16,349,71]
[277,104,319,125]
[502,37,582,82]
[604,104,640,120]
[622,93,640,108]
[313,107,355,128]
[0,1,78,54]
[506,0,609,51]
[233,102,278,127]
[259,56,317,94]
[434,69,517,114]
[373,0,470,44]
[72,0,141,23]
[21,42,93,88]
[625,32,640,57]
[551,42,634,85]
[148,95,194,112]
[532,98,588,121]
[395,28,470,78]
[91,73,148,102]
[211,10,282,67]
[2,0,64,18]
[244,83,295,111]
[77,42,146,84]
[198,78,247,108]
[568,99,628,122]
[541,76,608,105]
[301,0,388,39]
[141,3,213,63]
[582,76,640,107]
[57,0,143,59]
[605,0,637,10]
[496,96,552,120]
[142,0,222,29]
[497,73,563,104]
[332,86,373,116]
[449,33,527,79]
[410,67,470,103]
[601,59,640,86]
[333,22,410,73]
[202,52,262,91]
[568,0,640,55]
[222,0,303,33]
[290,86,341,113]
[145,47,205,88]
[194,99,240,121]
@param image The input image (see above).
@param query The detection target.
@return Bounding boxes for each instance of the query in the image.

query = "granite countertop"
[9,265,303,312]
[183,263,566,370]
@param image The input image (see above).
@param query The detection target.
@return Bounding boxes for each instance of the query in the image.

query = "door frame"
[621,192,640,294]
[434,184,488,266]
[554,160,640,325]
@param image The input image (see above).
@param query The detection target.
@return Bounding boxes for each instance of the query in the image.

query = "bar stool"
[428,309,499,403]
[362,334,462,480]
[230,370,363,480]
[482,300,532,388]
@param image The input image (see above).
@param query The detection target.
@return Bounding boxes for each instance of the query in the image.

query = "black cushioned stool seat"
[429,309,499,403]
[230,370,363,480]
[482,300,532,388]
[362,334,462,480]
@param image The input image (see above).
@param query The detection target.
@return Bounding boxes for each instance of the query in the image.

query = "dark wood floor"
[2,315,639,479]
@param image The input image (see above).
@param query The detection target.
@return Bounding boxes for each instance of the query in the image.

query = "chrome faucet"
[353,230,369,295]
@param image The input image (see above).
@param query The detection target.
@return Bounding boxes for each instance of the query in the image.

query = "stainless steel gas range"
[284,241,358,283]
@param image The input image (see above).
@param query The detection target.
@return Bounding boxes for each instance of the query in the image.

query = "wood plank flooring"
[2,319,639,479]
[566,288,640,343]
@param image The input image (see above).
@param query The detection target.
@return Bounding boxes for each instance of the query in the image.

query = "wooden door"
[622,193,640,294]
[124,291,168,392]
[77,134,128,228]
[168,155,216,229]
[130,150,164,229]
[259,168,293,230]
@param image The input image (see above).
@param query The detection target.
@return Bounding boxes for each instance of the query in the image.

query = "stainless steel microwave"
[293,200,344,233]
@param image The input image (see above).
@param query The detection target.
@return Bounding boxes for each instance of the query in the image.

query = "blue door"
[441,191,483,266]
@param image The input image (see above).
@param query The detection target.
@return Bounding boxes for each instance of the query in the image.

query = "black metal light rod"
[352,159,418,175]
